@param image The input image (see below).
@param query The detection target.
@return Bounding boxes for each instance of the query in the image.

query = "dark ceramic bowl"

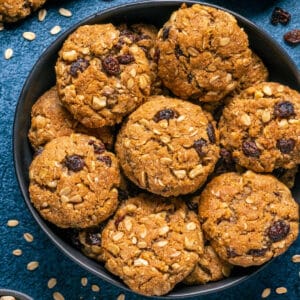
[0,289,33,300]
[13,0,300,298]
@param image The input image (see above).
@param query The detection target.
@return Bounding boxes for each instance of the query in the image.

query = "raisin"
[64,155,85,172]
[227,247,238,258]
[276,138,295,154]
[242,140,261,158]
[88,140,105,154]
[162,26,170,40]
[117,54,135,64]
[185,198,198,212]
[247,248,268,257]
[120,29,136,42]
[193,138,207,157]
[114,215,125,228]
[267,220,290,242]
[207,123,216,144]
[153,48,160,63]
[284,29,300,45]
[64,229,82,250]
[175,44,183,59]
[187,73,193,83]
[274,101,295,118]
[97,155,112,167]
[220,148,234,165]
[85,232,101,245]
[102,55,120,76]
[70,58,90,77]
[271,7,291,25]
[153,109,178,122]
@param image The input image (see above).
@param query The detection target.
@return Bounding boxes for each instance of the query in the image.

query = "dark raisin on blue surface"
[276,138,295,154]
[242,140,261,158]
[175,44,184,59]
[64,155,85,172]
[102,55,120,76]
[97,155,112,167]
[153,109,179,122]
[267,220,290,242]
[247,248,268,257]
[193,138,207,157]
[162,26,170,40]
[284,29,300,45]
[117,54,135,64]
[70,58,90,77]
[227,247,238,258]
[274,101,295,118]
[271,7,291,25]
[88,140,106,154]
[207,123,216,144]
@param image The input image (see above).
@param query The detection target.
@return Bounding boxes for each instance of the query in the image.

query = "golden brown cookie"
[115,95,220,197]
[28,87,115,151]
[219,82,300,172]
[55,24,152,128]
[101,194,204,296]
[198,171,299,267]
[29,133,120,228]
[0,0,46,22]
[184,244,232,285]
[156,4,252,103]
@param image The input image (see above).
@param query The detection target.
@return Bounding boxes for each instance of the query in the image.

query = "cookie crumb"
[91,284,100,292]
[4,48,13,60]
[275,287,287,294]
[7,219,19,227]
[261,288,271,298]
[48,278,57,289]
[81,277,88,286]
[292,254,300,263]
[117,294,125,300]
[27,261,39,271]
[50,26,62,35]
[23,32,36,41]
[12,249,22,256]
[38,9,47,22]
[24,232,34,242]
[59,8,72,17]
[53,292,64,300]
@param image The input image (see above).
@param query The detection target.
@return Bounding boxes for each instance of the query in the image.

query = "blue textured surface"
[0,0,299,299]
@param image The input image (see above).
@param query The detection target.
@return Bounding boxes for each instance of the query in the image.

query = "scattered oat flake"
[59,8,72,17]
[81,277,88,286]
[12,249,22,256]
[50,25,62,35]
[4,48,13,60]
[23,31,36,41]
[91,284,100,292]
[117,294,125,300]
[7,219,19,227]
[24,232,34,242]
[53,292,64,300]
[38,9,47,21]
[48,278,57,289]
[292,254,300,263]
[261,288,271,298]
[27,261,39,271]
[275,287,287,294]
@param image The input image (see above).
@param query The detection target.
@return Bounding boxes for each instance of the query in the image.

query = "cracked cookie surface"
[0,0,46,22]
[28,87,115,151]
[55,23,152,128]
[101,194,204,296]
[29,133,120,228]
[115,95,220,197]
[198,171,299,267]
[219,82,300,172]
[156,3,252,103]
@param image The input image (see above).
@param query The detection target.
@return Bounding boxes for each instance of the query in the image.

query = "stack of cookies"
[28,3,300,296]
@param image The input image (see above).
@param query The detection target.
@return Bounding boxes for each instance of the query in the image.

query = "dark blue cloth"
[0,0,299,299]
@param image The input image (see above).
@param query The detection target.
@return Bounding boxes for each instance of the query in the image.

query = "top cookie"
[55,23,152,128]
[0,0,46,22]
[116,95,220,197]
[219,82,300,172]
[156,4,252,102]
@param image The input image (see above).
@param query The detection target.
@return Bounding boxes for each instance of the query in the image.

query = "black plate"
[13,1,300,298]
